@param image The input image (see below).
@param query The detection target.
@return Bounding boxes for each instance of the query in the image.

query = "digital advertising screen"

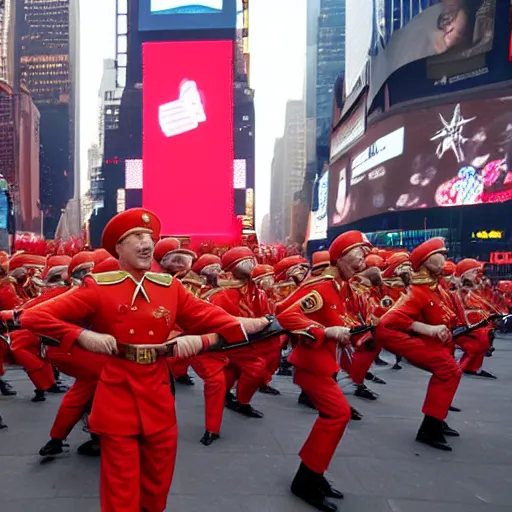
[142,40,235,237]
[309,171,329,241]
[329,95,512,227]
[139,0,236,32]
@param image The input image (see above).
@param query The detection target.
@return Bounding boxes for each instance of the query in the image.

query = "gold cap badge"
[142,213,150,224]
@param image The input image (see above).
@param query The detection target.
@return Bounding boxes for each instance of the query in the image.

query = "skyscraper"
[18,0,80,238]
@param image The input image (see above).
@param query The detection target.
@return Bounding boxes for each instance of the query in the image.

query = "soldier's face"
[424,253,447,276]
[337,247,367,279]
[162,253,193,274]
[233,258,256,279]
[200,263,221,277]
[463,267,480,284]
[287,264,309,282]
[117,232,154,271]
[258,275,275,291]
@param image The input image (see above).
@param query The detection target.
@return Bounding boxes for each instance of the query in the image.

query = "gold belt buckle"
[124,345,157,364]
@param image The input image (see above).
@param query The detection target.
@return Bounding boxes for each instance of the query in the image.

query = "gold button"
[131,306,138,311]
[129,329,135,335]
[149,331,154,336]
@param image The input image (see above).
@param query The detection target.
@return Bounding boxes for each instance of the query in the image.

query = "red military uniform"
[277,231,372,505]
[208,247,269,411]
[19,209,248,512]
[9,253,46,301]
[376,238,462,451]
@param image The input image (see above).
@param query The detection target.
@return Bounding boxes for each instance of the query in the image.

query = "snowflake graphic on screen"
[430,104,476,163]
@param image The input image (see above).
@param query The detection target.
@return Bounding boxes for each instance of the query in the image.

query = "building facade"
[18,0,80,238]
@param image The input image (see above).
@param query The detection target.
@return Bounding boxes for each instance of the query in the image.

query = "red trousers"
[99,425,178,512]
[11,344,55,390]
[457,329,490,373]
[168,359,190,379]
[224,352,268,404]
[190,355,229,434]
[381,336,462,421]
[294,369,351,473]
[249,336,283,385]
[47,346,108,439]
[340,346,380,385]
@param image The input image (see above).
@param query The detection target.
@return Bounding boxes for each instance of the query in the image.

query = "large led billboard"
[329,96,512,227]
[309,171,329,241]
[139,0,236,31]
[142,40,235,237]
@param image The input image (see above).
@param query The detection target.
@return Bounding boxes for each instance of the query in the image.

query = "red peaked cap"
[192,254,221,274]
[443,260,456,276]
[9,253,46,271]
[329,231,372,265]
[68,251,96,276]
[311,251,330,269]
[365,254,385,269]
[221,246,254,272]
[101,208,161,257]
[41,255,72,280]
[455,258,483,278]
[251,264,275,281]
[410,238,447,272]
[274,255,309,281]
[94,256,121,273]
[382,252,410,278]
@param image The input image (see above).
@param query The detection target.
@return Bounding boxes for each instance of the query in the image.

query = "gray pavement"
[1,336,512,511]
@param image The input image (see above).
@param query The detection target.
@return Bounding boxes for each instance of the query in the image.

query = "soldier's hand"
[238,317,270,335]
[78,330,118,355]
[174,335,203,358]
[430,325,451,343]
[324,326,351,345]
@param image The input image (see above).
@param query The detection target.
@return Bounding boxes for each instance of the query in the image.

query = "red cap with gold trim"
[274,255,309,282]
[329,231,372,265]
[9,253,46,272]
[382,252,410,278]
[365,254,385,269]
[221,246,254,272]
[443,260,456,276]
[311,251,330,271]
[192,253,221,274]
[410,238,447,272]
[69,251,95,276]
[251,264,275,282]
[101,208,161,256]
[42,255,72,281]
[455,258,483,278]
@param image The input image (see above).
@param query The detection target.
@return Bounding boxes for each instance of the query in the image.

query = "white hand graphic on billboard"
[158,80,206,138]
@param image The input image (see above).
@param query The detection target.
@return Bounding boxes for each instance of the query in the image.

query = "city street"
[1,337,512,512]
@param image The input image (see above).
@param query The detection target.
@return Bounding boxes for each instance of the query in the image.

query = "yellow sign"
[472,230,504,240]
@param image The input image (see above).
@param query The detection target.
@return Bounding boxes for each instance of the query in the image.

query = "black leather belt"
[116,343,176,365]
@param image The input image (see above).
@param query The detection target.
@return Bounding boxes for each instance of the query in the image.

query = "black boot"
[77,434,101,456]
[442,422,460,437]
[258,384,280,395]
[32,389,46,402]
[448,405,461,412]
[39,438,66,457]
[354,384,378,400]
[236,403,264,418]
[298,390,316,410]
[176,374,195,386]
[392,355,403,370]
[365,372,386,384]
[291,463,338,512]
[319,474,344,500]
[350,407,363,421]
[416,415,452,451]
[0,415,7,429]
[200,430,220,446]
[374,356,388,366]
[464,369,497,379]
[47,382,69,393]
[225,390,240,411]
[0,379,17,396]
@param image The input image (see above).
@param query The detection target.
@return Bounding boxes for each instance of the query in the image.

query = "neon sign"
[471,230,504,240]
[490,252,512,265]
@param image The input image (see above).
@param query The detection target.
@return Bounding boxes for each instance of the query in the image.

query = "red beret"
[455,258,483,278]
[382,252,410,278]
[410,238,447,271]
[365,254,385,269]
[251,264,275,282]
[9,253,46,271]
[93,248,111,264]
[192,254,221,274]
[221,246,254,272]
[154,238,180,262]
[443,260,456,276]
[274,255,309,281]
[311,251,330,270]
[94,256,121,273]
[101,208,161,256]
[68,251,95,276]
[42,255,72,280]
[329,231,372,265]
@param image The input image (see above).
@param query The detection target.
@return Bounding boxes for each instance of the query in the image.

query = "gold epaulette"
[411,269,437,287]
[181,271,205,288]
[145,272,173,287]
[89,271,130,285]
[383,277,405,288]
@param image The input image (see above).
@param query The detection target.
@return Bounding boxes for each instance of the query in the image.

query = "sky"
[79,0,307,232]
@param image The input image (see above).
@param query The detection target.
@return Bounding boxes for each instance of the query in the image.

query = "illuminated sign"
[471,230,504,240]
[490,252,512,265]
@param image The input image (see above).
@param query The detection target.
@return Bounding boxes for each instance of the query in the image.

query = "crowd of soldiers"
[0,207,511,512]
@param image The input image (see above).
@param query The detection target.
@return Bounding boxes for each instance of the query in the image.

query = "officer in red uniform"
[310,251,330,277]
[277,231,373,512]
[10,255,72,402]
[8,253,46,301]
[13,208,267,512]
[454,258,496,379]
[209,246,271,418]
[376,238,462,451]
[0,252,21,396]
[154,237,197,385]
